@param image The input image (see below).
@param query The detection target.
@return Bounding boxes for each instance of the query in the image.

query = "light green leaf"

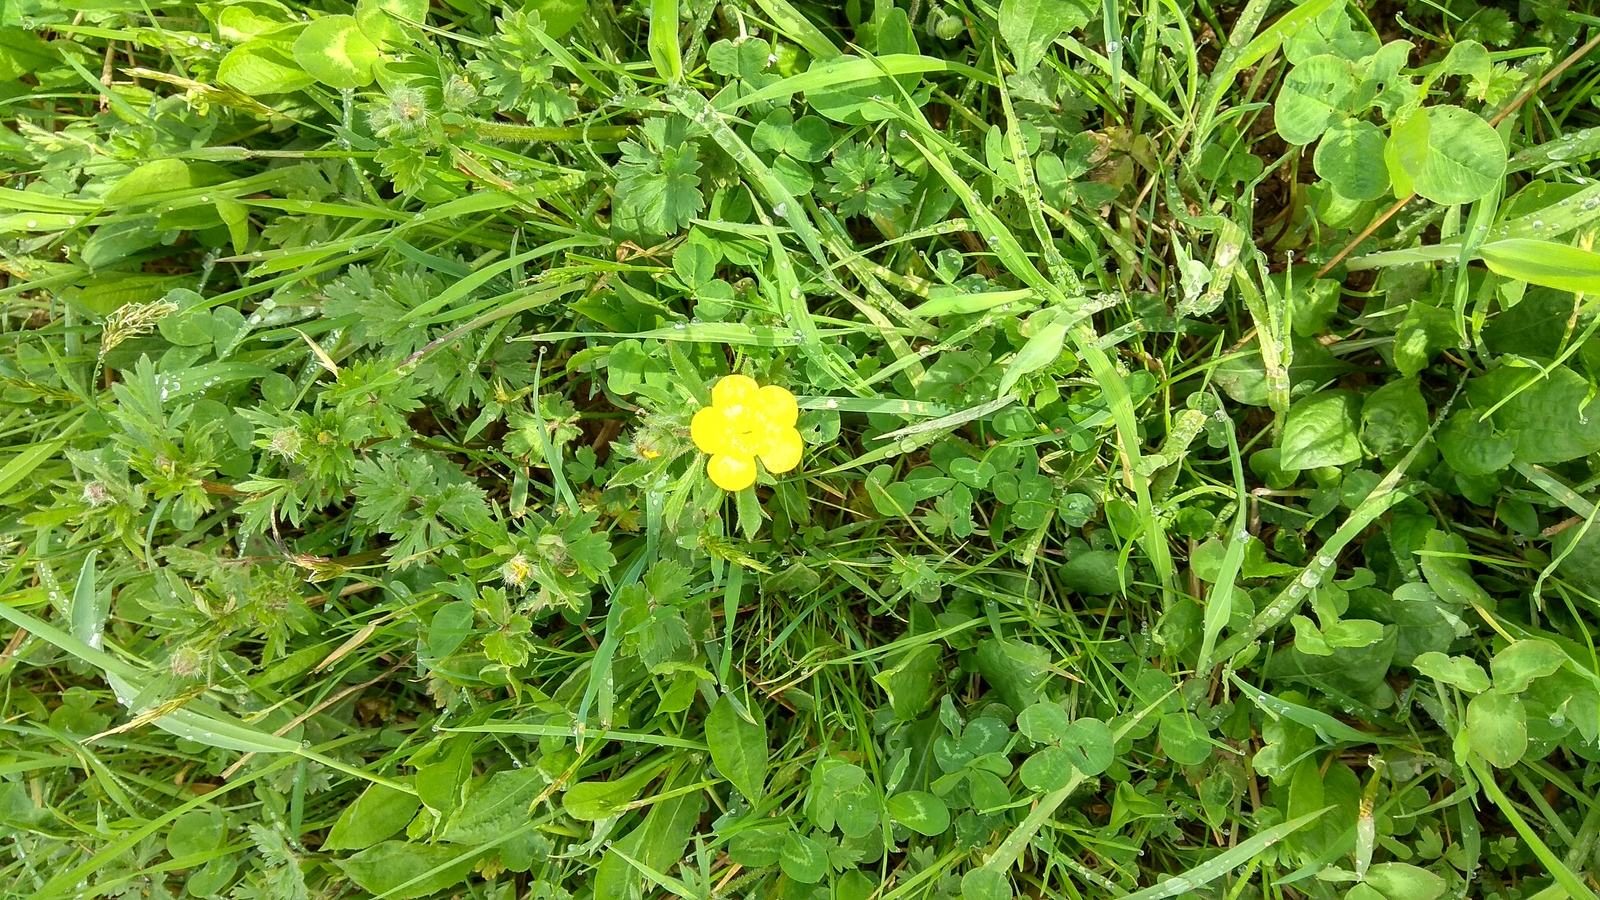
[218,41,316,95]
[1480,239,1600,294]
[528,0,586,38]
[292,15,379,89]
[1360,377,1428,456]
[998,0,1091,75]
[1466,688,1526,767]
[354,0,426,47]
[1411,651,1490,693]
[1016,701,1071,744]
[104,160,193,206]
[997,317,1070,397]
[707,694,767,803]
[1364,863,1447,900]
[427,601,475,659]
[779,832,829,883]
[325,780,420,851]
[1387,105,1506,205]
[1276,55,1354,144]
[1020,746,1076,792]
[1280,392,1363,471]
[336,842,475,900]
[441,769,543,843]
[887,790,950,835]
[963,868,1013,900]
[167,810,226,858]
[1490,640,1567,693]
[1058,717,1115,775]
[1314,120,1390,200]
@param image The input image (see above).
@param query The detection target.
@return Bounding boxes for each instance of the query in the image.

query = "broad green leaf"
[325,780,420,850]
[1466,688,1527,767]
[427,601,475,659]
[1436,409,1513,476]
[1364,863,1447,900]
[1016,701,1070,744]
[1159,713,1212,766]
[779,832,829,883]
[218,41,315,95]
[1276,55,1354,144]
[355,0,426,47]
[1411,652,1490,693]
[1279,392,1362,471]
[1348,884,1389,900]
[1020,746,1075,792]
[1057,717,1115,775]
[974,638,1050,711]
[875,643,941,721]
[528,0,585,38]
[593,765,704,900]
[1361,377,1428,456]
[1471,365,1600,464]
[962,868,1013,900]
[1490,640,1566,693]
[561,759,672,821]
[707,694,767,803]
[1315,120,1390,200]
[166,810,225,858]
[441,768,543,843]
[997,317,1069,397]
[292,15,379,89]
[729,826,786,867]
[336,842,475,900]
[1060,549,1121,595]
[887,790,950,835]
[1387,105,1506,205]
[105,160,193,206]
[998,0,1091,75]
[1480,239,1600,294]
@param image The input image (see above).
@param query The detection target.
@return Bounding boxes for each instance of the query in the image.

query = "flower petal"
[691,407,730,454]
[758,384,799,428]
[759,427,803,474]
[707,453,757,491]
[712,374,761,409]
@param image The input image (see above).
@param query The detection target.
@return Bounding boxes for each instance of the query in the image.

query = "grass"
[6,0,1600,899]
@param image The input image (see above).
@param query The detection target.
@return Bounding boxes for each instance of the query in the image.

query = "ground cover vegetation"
[5,0,1600,898]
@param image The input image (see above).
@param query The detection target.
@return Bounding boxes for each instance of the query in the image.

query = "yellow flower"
[691,374,803,491]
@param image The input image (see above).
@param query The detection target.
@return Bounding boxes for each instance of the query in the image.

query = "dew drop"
[774,202,788,217]
[673,321,686,330]
[825,398,839,409]
[1317,554,1336,568]
[1107,41,1122,53]
[25,219,36,228]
